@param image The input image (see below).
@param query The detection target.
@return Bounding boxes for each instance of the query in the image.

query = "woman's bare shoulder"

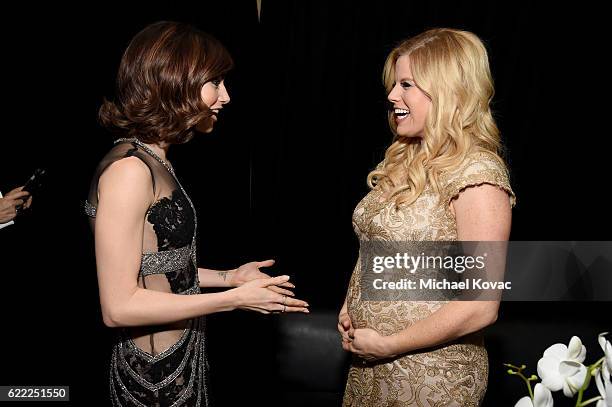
[97,156,154,207]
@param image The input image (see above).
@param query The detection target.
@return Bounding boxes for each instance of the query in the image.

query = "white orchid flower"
[599,332,612,380]
[594,366,612,407]
[595,333,612,407]
[515,383,554,407]
[537,336,588,397]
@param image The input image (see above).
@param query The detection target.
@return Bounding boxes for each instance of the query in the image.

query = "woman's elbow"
[460,304,498,335]
[100,288,139,327]
[102,306,127,328]
[475,306,498,330]
[102,310,119,327]
[483,309,498,327]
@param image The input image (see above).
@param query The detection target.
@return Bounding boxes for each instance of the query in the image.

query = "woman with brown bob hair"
[86,21,309,406]
[338,28,516,406]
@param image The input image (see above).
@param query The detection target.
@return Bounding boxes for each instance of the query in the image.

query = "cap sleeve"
[441,151,516,208]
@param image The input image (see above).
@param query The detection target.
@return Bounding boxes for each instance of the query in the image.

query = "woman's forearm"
[387,301,498,355]
[198,267,235,288]
[103,287,240,328]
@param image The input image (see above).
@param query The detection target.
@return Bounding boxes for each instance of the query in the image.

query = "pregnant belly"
[347,299,447,336]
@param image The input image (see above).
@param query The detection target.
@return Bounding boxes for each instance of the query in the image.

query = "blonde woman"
[339,28,516,406]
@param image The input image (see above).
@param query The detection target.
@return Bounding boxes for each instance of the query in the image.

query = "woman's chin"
[396,131,422,139]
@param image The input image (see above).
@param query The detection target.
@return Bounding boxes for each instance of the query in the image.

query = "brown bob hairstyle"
[99,21,233,144]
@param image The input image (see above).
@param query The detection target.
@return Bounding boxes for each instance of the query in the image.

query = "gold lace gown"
[343,151,516,407]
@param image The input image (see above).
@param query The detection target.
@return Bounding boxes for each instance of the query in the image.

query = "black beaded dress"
[85,138,209,406]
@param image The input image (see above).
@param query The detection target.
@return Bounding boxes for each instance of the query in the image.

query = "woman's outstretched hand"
[232,275,309,314]
[229,259,295,297]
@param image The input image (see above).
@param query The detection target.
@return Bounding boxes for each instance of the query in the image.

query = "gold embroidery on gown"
[343,151,516,407]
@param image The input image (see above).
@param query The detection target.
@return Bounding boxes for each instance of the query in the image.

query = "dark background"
[0,1,609,406]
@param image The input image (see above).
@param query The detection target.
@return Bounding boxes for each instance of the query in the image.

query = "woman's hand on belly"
[338,310,355,346]
[345,328,397,361]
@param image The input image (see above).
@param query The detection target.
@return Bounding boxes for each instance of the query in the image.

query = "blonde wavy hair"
[368,28,506,207]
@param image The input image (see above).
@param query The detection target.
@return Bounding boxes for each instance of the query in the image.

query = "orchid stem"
[504,363,536,400]
[577,395,603,406]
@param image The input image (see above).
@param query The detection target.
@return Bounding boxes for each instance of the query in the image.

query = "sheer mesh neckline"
[115,138,175,176]
[87,137,199,253]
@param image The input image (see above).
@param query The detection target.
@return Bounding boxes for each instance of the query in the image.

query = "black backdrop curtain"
[0,1,609,405]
